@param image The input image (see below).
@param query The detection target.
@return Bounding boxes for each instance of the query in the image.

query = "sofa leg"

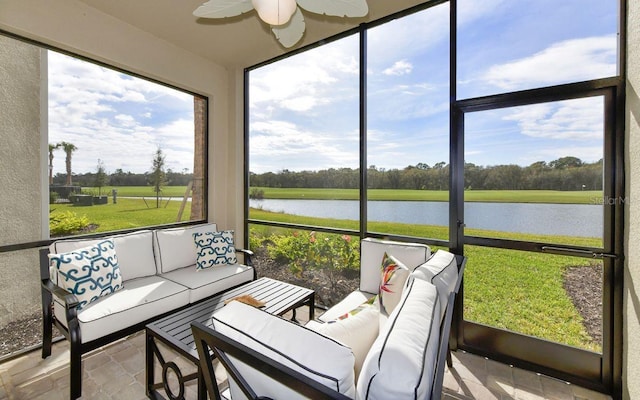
[41,291,53,359]
[68,317,83,400]
[69,341,82,400]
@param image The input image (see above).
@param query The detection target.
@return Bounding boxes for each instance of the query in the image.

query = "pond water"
[249,199,602,238]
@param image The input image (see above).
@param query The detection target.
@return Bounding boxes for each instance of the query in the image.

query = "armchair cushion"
[358,278,441,400]
[307,303,379,379]
[411,250,458,320]
[212,301,356,399]
[360,238,430,293]
[318,290,376,322]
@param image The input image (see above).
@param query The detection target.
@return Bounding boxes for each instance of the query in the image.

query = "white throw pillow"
[193,230,237,270]
[212,301,356,398]
[308,303,379,379]
[49,239,123,309]
[358,278,441,400]
[379,252,410,316]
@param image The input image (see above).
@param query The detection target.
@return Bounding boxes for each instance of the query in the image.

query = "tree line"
[250,156,603,191]
[51,168,193,187]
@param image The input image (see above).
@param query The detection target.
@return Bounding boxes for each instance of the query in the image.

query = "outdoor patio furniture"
[192,238,466,399]
[145,277,315,400]
[39,222,255,400]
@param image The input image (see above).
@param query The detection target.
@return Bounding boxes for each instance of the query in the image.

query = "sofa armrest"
[237,248,254,267]
[42,279,80,310]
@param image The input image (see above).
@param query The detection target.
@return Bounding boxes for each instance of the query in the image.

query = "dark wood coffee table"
[145,277,315,400]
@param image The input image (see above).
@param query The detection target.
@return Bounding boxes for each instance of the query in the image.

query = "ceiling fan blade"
[193,0,254,18]
[271,7,306,48]
[296,0,368,18]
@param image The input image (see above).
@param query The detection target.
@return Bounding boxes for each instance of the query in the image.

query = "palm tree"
[59,141,77,185]
[48,143,60,185]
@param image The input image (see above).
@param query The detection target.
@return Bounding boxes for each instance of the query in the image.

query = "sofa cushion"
[379,252,410,316]
[360,238,430,293]
[54,275,190,343]
[318,290,376,322]
[193,230,237,270]
[161,263,254,303]
[49,239,123,310]
[154,223,218,273]
[50,230,156,281]
[357,278,441,400]
[212,301,356,399]
[411,250,458,320]
[306,303,379,379]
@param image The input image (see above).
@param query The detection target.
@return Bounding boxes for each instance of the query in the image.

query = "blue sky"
[49,0,618,176]
[249,0,618,173]
[48,52,196,175]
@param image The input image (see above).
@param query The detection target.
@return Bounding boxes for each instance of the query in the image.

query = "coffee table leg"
[147,330,202,400]
[308,292,315,321]
[145,330,156,398]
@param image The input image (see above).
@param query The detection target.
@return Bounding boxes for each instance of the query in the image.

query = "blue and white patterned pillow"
[193,230,237,270]
[49,239,123,310]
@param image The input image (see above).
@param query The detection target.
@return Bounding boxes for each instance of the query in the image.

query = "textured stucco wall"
[0,36,43,325]
[625,0,640,398]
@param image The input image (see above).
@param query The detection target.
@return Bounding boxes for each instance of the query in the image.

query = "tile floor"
[0,308,613,400]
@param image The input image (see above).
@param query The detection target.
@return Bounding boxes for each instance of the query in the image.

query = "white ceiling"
[76,0,429,68]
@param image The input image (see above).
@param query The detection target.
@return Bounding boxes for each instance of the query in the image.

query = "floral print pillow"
[379,252,410,316]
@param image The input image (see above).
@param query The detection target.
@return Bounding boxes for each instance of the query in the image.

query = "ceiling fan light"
[251,0,297,26]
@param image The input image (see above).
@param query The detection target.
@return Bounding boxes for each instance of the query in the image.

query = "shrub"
[49,191,59,204]
[49,211,90,236]
[267,231,359,280]
[249,188,264,199]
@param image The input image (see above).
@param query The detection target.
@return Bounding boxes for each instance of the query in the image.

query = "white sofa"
[39,222,255,400]
[192,237,465,400]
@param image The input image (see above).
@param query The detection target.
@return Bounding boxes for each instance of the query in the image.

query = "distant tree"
[94,159,108,196]
[48,143,60,185]
[149,147,167,208]
[59,141,77,185]
[549,156,583,169]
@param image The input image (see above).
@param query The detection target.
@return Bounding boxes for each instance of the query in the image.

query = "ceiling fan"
[193,0,369,48]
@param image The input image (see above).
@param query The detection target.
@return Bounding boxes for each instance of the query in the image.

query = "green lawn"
[50,197,191,233]
[82,186,190,198]
[251,187,602,204]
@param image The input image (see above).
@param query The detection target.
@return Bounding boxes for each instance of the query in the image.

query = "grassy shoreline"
[81,186,603,204]
[251,187,602,204]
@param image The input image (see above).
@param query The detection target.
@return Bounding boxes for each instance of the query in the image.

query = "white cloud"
[383,60,413,76]
[250,38,359,114]
[503,97,604,140]
[249,120,358,172]
[48,51,195,174]
[482,36,617,90]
